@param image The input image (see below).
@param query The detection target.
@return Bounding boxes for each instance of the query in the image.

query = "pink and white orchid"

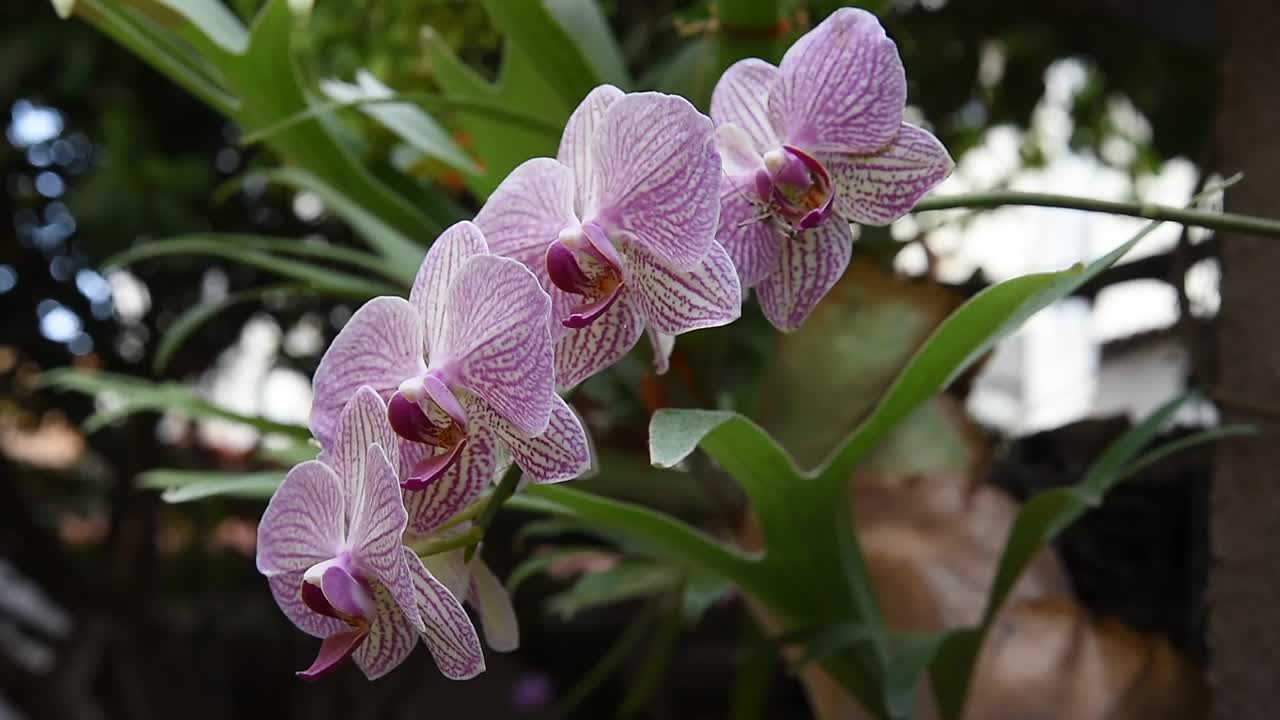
[711,8,954,331]
[309,221,592,507]
[256,387,484,681]
[475,88,741,388]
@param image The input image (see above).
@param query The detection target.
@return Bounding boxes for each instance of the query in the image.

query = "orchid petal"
[470,560,519,652]
[716,178,784,287]
[648,328,675,375]
[347,444,423,633]
[714,123,768,179]
[310,297,423,447]
[256,460,344,576]
[553,295,646,390]
[826,123,954,225]
[558,84,625,215]
[592,92,720,270]
[769,8,905,154]
[410,221,490,354]
[320,386,398,506]
[320,564,374,619]
[437,255,554,436]
[469,394,591,485]
[710,59,780,153]
[297,628,366,681]
[403,426,499,536]
[755,220,853,332]
[622,240,742,336]
[350,582,419,680]
[474,158,577,271]
[269,571,346,639]
[420,547,469,600]
[406,549,485,680]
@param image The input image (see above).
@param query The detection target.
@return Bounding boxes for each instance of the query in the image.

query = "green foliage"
[140,469,284,502]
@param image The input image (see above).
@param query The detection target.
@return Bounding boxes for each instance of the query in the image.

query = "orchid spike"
[475,88,742,388]
[710,8,954,331]
[257,387,484,681]
[310,221,592,506]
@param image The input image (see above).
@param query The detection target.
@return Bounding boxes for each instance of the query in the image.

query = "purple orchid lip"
[402,439,467,490]
[767,145,835,230]
[546,240,595,296]
[563,283,623,329]
[546,223,627,328]
[297,628,368,681]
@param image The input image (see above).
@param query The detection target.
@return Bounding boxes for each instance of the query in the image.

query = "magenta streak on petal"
[564,283,623,329]
[402,439,466,490]
[320,565,374,620]
[297,628,368,681]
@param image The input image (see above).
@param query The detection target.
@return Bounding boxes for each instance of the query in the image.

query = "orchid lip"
[765,145,835,230]
[546,221,626,328]
[402,438,467,490]
[388,382,468,449]
[563,283,623,329]
[301,557,374,621]
[296,628,368,681]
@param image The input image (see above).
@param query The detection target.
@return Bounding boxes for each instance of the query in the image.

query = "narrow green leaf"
[548,603,657,718]
[620,601,682,718]
[140,469,283,502]
[480,0,606,109]
[544,0,631,88]
[1114,424,1255,483]
[506,547,602,596]
[730,618,776,720]
[153,283,300,374]
[547,561,680,620]
[152,0,249,53]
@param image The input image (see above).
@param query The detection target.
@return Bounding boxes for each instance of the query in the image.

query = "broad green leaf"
[40,368,310,440]
[152,283,301,374]
[140,469,283,502]
[106,234,403,299]
[151,0,249,53]
[479,0,607,109]
[319,71,480,175]
[544,0,630,88]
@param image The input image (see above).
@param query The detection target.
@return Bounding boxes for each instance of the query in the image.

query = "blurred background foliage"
[0,1,1227,718]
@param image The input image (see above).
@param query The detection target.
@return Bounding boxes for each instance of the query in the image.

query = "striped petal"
[825,123,953,225]
[406,548,485,680]
[472,393,591,485]
[769,8,905,154]
[716,177,784,288]
[310,297,423,447]
[256,460,344,576]
[755,220,853,332]
[710,58,780,153]
[474,157,577,272]
[558,84,625,216]
[319,386,398,507]
[410,221,490,355]
[268,571,345,639]
[403,423,499,536]
[553,295,646,389]
[436,254,554,436]
[347,444,423,633]
[648,328,675,375]
[622,240,742,336]
[469,560,519,652]
[351,581,418,680]
[591,92,721,270]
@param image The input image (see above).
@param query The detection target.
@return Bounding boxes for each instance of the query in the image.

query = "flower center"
[758,146,834,231]
[545,222,625,328]
[296,556,375,680]
[388,371,469,489]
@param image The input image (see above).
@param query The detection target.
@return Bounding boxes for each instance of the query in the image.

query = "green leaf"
[105,234,403,299]
[506,546,602,596]
[140,469,283,502]
[151,0,249,53]
[619,601,682,718]
[547,561,680,620]
[479,0,607,109]
[319,72,480,175]
[543,0,630,88]
[39,368,310,440]
[152,283,300,374]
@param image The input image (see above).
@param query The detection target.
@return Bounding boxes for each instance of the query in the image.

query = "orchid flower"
[711,8,954,331]
[475,88,741,389]
[256,387,484,680]
[310,221,592,512]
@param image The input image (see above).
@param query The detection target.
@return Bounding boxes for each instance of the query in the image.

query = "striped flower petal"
[256,460,344,577]
[622,240,742,336]
[348,444,423,633]
[755,220,854,332]
[474,158,578,273]
[310,297,423,447]
[402,423,500,536]
[410,221,490,355]
[715,178,784,288]
[558,84,624,216]
[768,8,905,154]
[469,560,519,652]
[710,58,780,153]
[825,123,954,225]
[406,548,485,680]
[350,581,419,680]
[436,255,554,437]
[591,92,721,270]
[553,296,646,390]
[318,386,398,506]
[268,571,346,639]
[648,328,675,375]
[470,393,591,485]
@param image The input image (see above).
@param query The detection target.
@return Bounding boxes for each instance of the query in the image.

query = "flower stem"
[413,527,483,559]
[434,494,490,534]
[912,190,1280,238]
